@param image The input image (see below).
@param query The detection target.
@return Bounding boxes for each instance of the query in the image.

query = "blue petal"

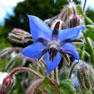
[72,74,79,88]
[27,15,52,41]
[58,25,86,42]
[22,42,46,58]
[54,0,57,4]
[44,52,61,73]
[61,43,79,60]
[73,79,79,88]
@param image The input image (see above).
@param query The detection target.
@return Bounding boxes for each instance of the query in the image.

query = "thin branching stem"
[69,62,77,79]
[9,67,44,79]
[54,68,59,85]
[83,0,87,13]
[61,8,70,21]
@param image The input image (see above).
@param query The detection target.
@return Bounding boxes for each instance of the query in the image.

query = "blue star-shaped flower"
[22,15,86,73]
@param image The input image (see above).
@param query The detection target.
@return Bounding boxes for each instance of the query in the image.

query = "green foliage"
[76,4,94,63]
[0,39,11,50]
[86,9,94,22]
[84,25,94,40]
[59,79,76,94]
[76,5,93,25]
[84,16,94,25]
[76,5,83,15]
[0,25,11,70]
[0,38,11,71]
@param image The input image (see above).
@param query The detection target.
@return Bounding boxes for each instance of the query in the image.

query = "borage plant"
[22,15,86,73]
[0,0,94,94]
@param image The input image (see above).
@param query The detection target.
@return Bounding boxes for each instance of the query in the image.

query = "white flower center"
[47,40,60,49]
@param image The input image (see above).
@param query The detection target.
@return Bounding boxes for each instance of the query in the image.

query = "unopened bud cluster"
[46,1,84,30]
[77,62,94,93]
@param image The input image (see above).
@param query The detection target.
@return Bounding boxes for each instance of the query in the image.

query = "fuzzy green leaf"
[76,5,93,25]
[84,16,94,25]
[59,79,76,94]
[76,5,83,15]
[84,25,94,40]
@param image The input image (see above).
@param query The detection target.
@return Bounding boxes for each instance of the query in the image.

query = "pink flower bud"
[67,15,80,28]
[1,76,14,93]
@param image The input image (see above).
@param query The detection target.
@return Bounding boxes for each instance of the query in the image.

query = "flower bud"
[77,62,94,91]
[8,28,32,44]
[0,75,14,94]
[0,72,9,88]
[0,48,13,60]
[67,2,81,28]
[67,15,80,28]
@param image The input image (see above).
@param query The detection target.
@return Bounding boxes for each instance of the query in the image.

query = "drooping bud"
[0,48,13,60]
[0,75,15,94]
[0,72,9,88]
[59,7,70,29]
[8,28,32,44]
[77,62,94,93]
[67,2,81,28]
[67,15,80,28]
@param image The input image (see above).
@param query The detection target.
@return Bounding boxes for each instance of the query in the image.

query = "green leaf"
[84,25,94,40]
[76,5,93,25]
[59,79,76,94]
[44,77,61,94]
[84,16,94,25]
[76,5,83,15]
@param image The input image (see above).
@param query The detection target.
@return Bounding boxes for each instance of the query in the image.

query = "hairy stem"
[84,37,94,63]
[69,62,78,79]
[83,0,87,13]
[60,8,70,21]
[54,68,59,84]
[9,67,44,79]
[72,5,77,16]
[82,90,93,94]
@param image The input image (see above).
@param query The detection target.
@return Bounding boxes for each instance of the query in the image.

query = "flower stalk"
[83,0,87,13]
[69,62,78,79]
[84,36,94,63]
[54,68,59,84]
[9,67,44,79]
